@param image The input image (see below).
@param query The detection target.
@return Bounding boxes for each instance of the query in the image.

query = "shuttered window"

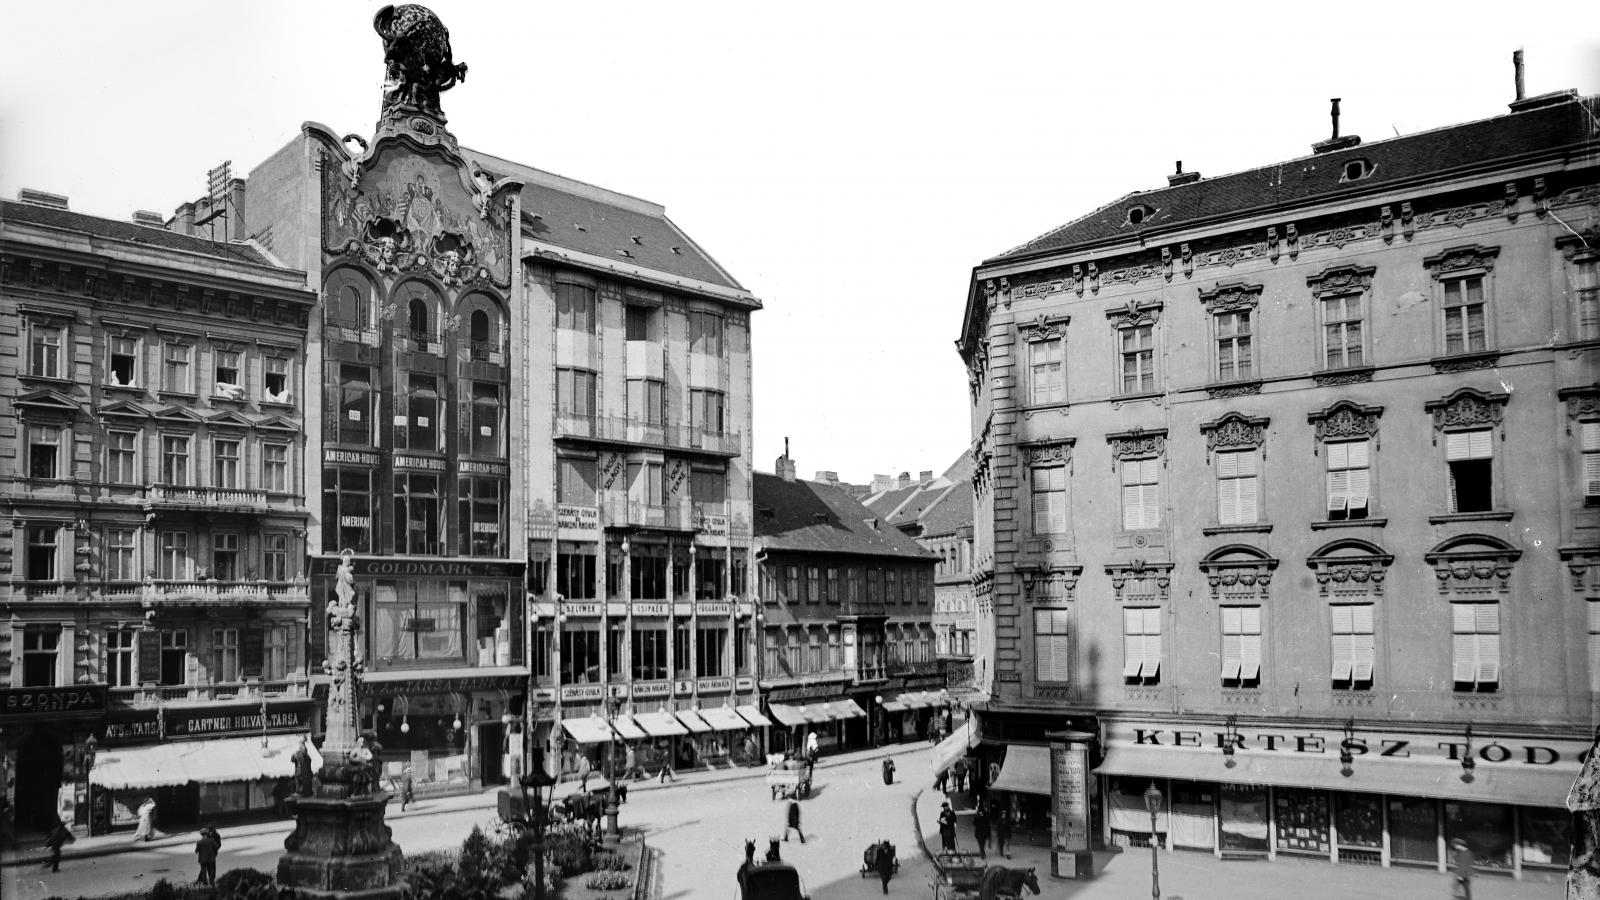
[1589,599,1600,695]
[1029,338,1065,405]
[1451,602,1500,691]
[1217,450,1259,525]
[1582,422,1600,504]
[1221,606,1262,687]
[1034,608,1071,683]
[1326,440,1371,519]
[1122,607,1162,683]
[1330,604,1375,688]
[1446,430,1493,513]
[1121,458,1160,530]
[1032,465,1067,534]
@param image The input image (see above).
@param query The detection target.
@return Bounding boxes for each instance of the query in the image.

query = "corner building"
[957,90,1598,877]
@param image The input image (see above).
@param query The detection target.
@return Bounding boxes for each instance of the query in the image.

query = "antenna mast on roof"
[194,160,233,241]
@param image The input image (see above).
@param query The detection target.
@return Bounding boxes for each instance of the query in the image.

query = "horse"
[977,865,1040,900]
[557,792,603,837]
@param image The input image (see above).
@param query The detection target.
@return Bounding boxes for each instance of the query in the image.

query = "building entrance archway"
[16,731,64,833]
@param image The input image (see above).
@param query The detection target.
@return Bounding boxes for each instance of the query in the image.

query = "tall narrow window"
[1452,602,1500,692]
[471,382,504,457]
[164,342,192,392]
[263,532,289,581]
[28,425,61,479]
[27,526,60,580]
[23,627,60,686]
[1582,421,1600,507]
[212,533,239,581]
[1331,604,1376,689]
[264,356,291,402]
[1577,258,1599,341]
[1120,457,1160,530]
[627,379,664,426]
[555,282,597,333]
[1221,606,1262,687]
[1033,609,1071,683]
[160,629,188,685]
[470,309,494,360]
[558,456,598,504]
[338,365,373,445]
[400,374,439,452]
[394,474,441,555]
[1442,276,1487,355]
[264,627,288,681]
[214,349,242,392]
[625,306,654,342]
[1589,599,1600,695]
[1122,607,1162,684]
[109,336,139,386]
[691,389,726,435]
[160,531,190,580]
[1446,430,1493,513]
[107,629,136,687]
[212,628,240,683]
[458,477,504,557]
[408,297,432,349]
[30,324,64,378]
[690,310,725,356]
[1120,324,1154,393]
[1029,338,1064,405]
[162,435,191,485]
[263,443,289,492]
[212,438,241,488]
[1032,464,1065,534]
[556,368,596,418]
[322,468,373,552]
[1216,449,1259,525]
[1321,293,1364,368]
[1327,440,1371,520]
[108,431,139,484]
[106,528,138,581]
[1214,310,1253,381]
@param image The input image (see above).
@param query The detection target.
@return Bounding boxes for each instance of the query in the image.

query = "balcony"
[599,496,694,530]
[109,677,310,707]
[319,310,381,347]
[148,485,269,510]
[102,579,310,606]
[555,413,741,458]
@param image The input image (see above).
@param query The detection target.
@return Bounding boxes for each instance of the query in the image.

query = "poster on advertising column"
[1051,740,1090,853]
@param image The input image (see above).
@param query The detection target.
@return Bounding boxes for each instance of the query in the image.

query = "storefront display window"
[473,585,510,666]
[373,580,466,663]
[1273,788,1329,855]
[1169,781,1215,850]
[1387,796,1438,865]
[561,626,601,683]
[1444,801,1514,870]
[556,542,596,600]
[1518,806,1571,868]
[1332,792,1383,852]
[1219,783,1269,854]
[1107,777,1165,839]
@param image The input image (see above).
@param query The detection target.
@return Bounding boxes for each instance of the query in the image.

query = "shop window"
[1122,607,1161,684]
[1119,324,1155,394]
[1519,806,1571,869]
[473,586,510,666]
[1033,608,1070,683]
[373,580,466,663]
[471,382,504,457]
[1028,337,1064,405]
[556,368,597,418]
[323,468,373,553]
[1332,793,1384,858]
[337,365,374,445]
[27,525,60,580]
[561,627,601,682]
[1582,421,1600,507]
[555,282,596,333]
[1331,604,1375,689]
[458,477,505,557]
[1444,801,1514,870]
[212,532,239,581]
[1120,457,1160,530]
[689,310,724,356]
[22,626,60,686]
[697,554,726,600]
[163,341,193,392]
[106,628,137,687]
[29,322,64,378]
[1219,784,1269,855]
[631,625,667,680]
[1031,464,1066,535]
[28,424,61,479]
[1446,429,1493,512]
[105,527,138,581]
[631,543,668,600]
[1273,789,1329,855]
[109,335,140,386]
[264,532,289,582]
[212,628,240,682]
[1387,796,1438,864]
[675,620,693,677]
[264,356,291,402]
[1216,449,1258,525]
[160,531,191,580]
[1220,605,1262,688]
[1326,439,1371,520]
[394,473,442,556]
[160,629,188,685]
[212,438,241,488]
[556,542,596,600]
[1451,601,1500,691]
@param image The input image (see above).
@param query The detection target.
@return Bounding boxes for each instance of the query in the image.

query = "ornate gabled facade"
[956,89,1599,874]
[1,193,317,836]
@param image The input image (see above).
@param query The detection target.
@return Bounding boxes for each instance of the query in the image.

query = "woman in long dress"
[131,798,156,843]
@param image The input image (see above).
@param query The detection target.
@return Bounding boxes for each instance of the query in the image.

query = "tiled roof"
[754,472,935,561]
[885,481,950,528]
[862,484,922,519]
[1,200,279,267]
[918,481,973,538]
[463,147,746,292]
[990,95,1597,264]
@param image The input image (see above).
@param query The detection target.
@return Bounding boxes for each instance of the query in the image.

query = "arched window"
[409,298,430,341]
[471,310,490,343]
[323,268,375,329]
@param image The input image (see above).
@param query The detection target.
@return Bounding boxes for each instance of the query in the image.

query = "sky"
[2,1,1597,484]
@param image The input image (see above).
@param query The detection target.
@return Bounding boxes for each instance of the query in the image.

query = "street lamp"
[602,697,621,842]
[500,752,559,900]
[1143,781,1162,900]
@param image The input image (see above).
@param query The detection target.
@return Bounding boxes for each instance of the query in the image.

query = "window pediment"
[1017,314,1071,343]
[256,416,300,434]
[1560,384,1600,426]
[96,401,150,421]
[1423,243,1499,278]
[1557,229,1600,263]
[1424,534,1521,595]
[1307,539,1394,597]
[1200,412,1268,459]
[1306,265,1375,297]
[1024,440,1074,466]
[205,411,253,431]
[1021,565,1081,602]
[1425,387,1508,441]
[1106,428,1167,462]
[1105,299,1163,328]
[1197,281,1263,313]
[15,389,83,418]
[1105,559,1173,603]
[1199,544,1279,602]
[1308,400,1383,447]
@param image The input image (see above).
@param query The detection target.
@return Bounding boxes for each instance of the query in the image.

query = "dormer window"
[1340,159,1373,182]
[1126,204,1156,226]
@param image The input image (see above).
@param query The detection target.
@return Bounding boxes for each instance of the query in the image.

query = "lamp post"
[82,734,98,834]
[501,753,558,900]
[602,696,620,842]
[1143,781,1162,900]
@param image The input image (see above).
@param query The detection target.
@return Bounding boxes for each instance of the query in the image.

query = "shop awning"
[700,707,750,731]
[561,716,617,745]
[930,721,979,775]
[900,690,938,709]
[675,710,713,733]
[634,711,690,737]
[1096,746,1580,807]
[610,715,648,741]
[881,698,910,713]
[736,705,774,728]
[991,744,1052,795]
[768,703,809,727]
[827,699,867,720]
[173,734,303,784]
[91,743,191,790]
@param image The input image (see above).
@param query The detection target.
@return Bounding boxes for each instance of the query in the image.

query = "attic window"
[758,506,775,519]
[630,235,643,245]
[1340,159,1374,182]
[574,224,587,232]
[670,247,682,255]
[618,249,634,259]
[1126,204,1155,226]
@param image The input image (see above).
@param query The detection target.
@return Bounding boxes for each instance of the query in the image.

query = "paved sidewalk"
[0,740,914,870]
[911,786,1564,900]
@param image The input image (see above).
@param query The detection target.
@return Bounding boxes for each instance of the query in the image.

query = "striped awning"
[700,707,750,731]
[561,716,617,745]
[610,715,648,741]
[176,734,302,784]
[767,703,809,727]
[634,711,689,737]
[736,705,774,728]
[91,743,191,790]
[827,699,867,720]
[675,710,713,733]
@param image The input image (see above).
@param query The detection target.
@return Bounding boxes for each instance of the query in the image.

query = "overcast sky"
[3,1,1596,484]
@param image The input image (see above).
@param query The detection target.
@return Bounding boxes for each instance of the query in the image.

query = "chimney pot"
[1513,49,1526,101]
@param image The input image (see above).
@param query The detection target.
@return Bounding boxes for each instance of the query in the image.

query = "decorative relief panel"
[1106,428,1167,462]
[1424,388,1508,443]
[1023,566,1081,603]
[1200,412,1269,460]
[1307,400,1383,449]
[1560,385,1600,427]
[1423,244,1500,278]
[1017,314,1071,343]
[1306,264,1376,298]
[1104,299,1163,329]
[1197,281,1263,312]
[1199,546,1278,602]
[1424,535,1521,595]
[1106,560,1173,603]
[1306,539,1394,598]
[1024,440,1074,466]
[1560,549,1599,594]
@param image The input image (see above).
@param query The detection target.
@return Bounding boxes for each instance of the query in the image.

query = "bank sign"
[1113,722,1592,769]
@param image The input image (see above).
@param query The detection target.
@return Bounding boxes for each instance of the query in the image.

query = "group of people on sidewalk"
[935,755,1012,862]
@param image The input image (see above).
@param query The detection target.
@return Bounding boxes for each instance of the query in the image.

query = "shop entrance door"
[16,732,63,834]
[478,722,506,785]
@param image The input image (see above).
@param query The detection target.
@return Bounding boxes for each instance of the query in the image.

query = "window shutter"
[1122,484,1143,530]
[1142,482,1160,529]
[1331,605,1353,633]
[1478,634,1501,683]
[1219,477,1239,524]
[138,631,161,685]
[1218,452,1239,478]
[1123,630,1143,678]
[1446,432,1471,461]
[1448,465,1459,511]
[1328,442,1349,470]
[1476,602,1500,633]
[1353,630,1376,681]
[1327,471,1348,511]
[1346,468,1370,511]
[1331,632,1353,681]
[1237,474,1258,523]
[1468,430,1492,459]
[1143,609,1162,678]
[1583,422,1600,452]
[1452,633,1477,683]
[1221,635,1242,680]
[1241,634,1262,681]
[1033,491,1053,534]
[1050,491,1067,534]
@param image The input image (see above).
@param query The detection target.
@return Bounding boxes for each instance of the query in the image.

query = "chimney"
[131,210,166,229]
[1514,49,1526,101]
[919,470,934,483]
[1167,160,1201,186]
[814,471,839,485]
[1507,51,1579,112]
[897,471,911,489]
[228,177,248,242]
[174,201,197,235]
[775,437,796,482]
[17,188,68,210]
[1312,98,1361,154]
[870,474,893,493]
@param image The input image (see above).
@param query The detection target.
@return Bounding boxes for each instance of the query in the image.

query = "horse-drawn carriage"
[765,758,813,800]
[931,852,1039,900]
[859,840,899,878]
[738,839,810,900]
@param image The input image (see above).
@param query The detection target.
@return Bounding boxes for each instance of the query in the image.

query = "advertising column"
[1048,730,1094,879]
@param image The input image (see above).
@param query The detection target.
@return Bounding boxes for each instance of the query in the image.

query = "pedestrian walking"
[577,753,593,791]
[994,808,1012,858]
[873,839,895,894]
[973,810,991,859]
[623,745,640,781]
[805,731,819,763]
[881,757,896,785]
[43,819,74,873]
[951,759,967,794]
[783,798,805,843]
[292,740,314,797]
[398,767,415,811]
[934,768,949,793]
[938,801,957,852]
[195,825,221,885]
[1450,838,1475,900]
[657,752,676,783]
[131,798,157,843]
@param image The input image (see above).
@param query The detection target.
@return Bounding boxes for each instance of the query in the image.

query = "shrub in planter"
[148,879,180,900]
[521,865,563,899]
[584,871,631,891]
[543,822,593,877]
[214,867,274,899]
